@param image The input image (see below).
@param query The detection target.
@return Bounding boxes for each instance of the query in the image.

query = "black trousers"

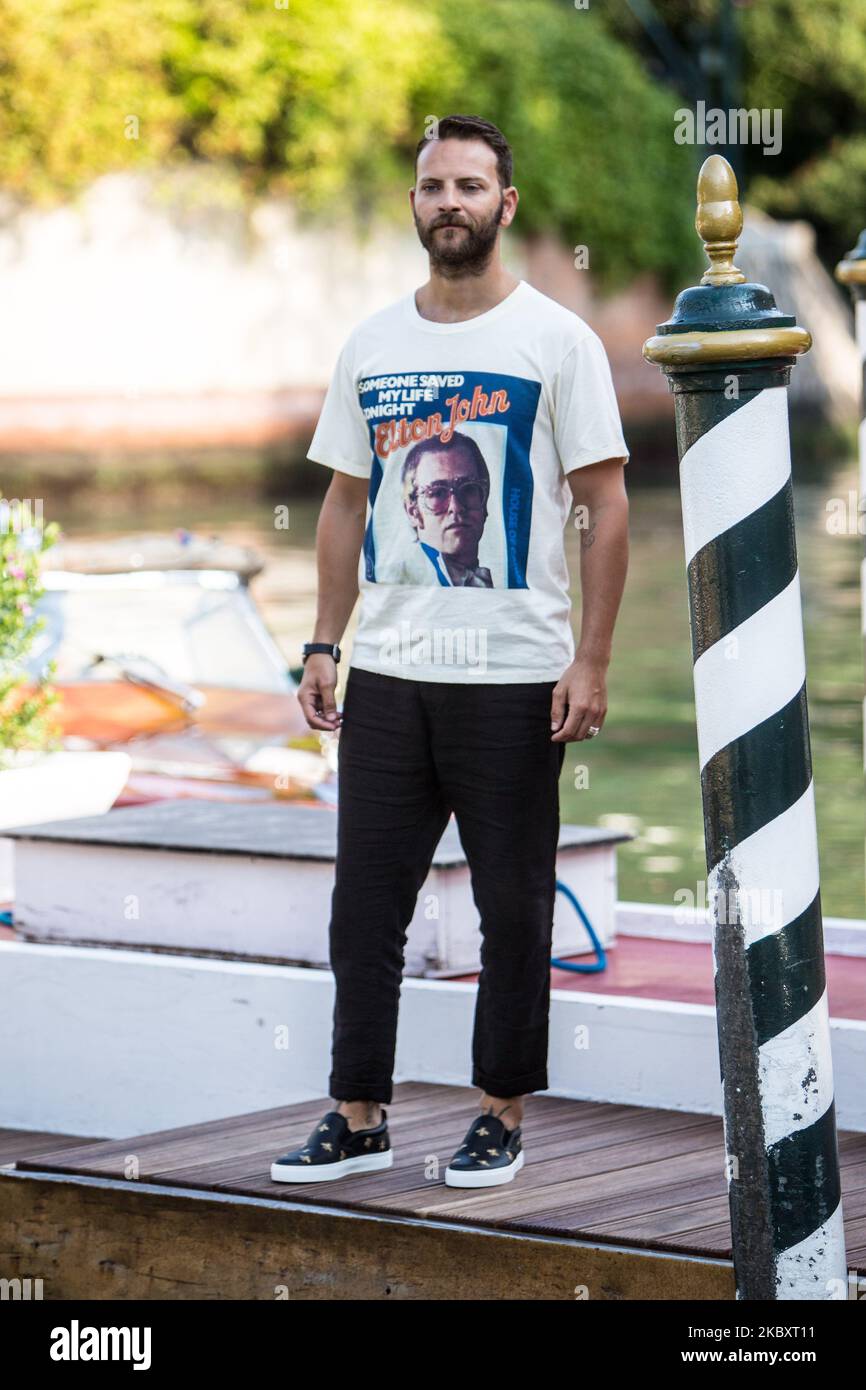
[328,666,566,1105]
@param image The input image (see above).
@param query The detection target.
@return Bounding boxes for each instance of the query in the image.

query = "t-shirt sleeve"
[553,330,630,474]
[306,336,373,478]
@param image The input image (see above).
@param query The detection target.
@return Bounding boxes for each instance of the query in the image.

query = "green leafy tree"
[740,0,866,263]
[609,0,866,268]
[0,0,700,288]
[412,0,701,289]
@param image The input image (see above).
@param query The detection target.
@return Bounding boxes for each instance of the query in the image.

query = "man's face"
[406,447,488,565]
[411,137,516,274]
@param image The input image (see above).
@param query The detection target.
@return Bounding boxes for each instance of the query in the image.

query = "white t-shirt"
[306,279,629,682]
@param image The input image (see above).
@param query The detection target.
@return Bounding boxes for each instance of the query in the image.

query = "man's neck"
[444,554,478,582]
[414,262,520,325]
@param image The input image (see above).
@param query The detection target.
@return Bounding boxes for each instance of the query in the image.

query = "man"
[271,114,629,1189]
[398,431,494,587]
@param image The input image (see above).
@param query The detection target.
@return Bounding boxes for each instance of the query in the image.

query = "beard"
[413,194,505,276]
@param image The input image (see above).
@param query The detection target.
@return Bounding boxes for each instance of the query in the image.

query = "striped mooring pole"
[644,155,847,1300]
[834,234,866,904]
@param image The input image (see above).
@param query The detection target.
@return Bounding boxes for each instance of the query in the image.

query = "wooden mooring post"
[644,154,846,1300]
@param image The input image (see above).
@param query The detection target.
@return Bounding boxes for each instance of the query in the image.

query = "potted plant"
[0,503,61,771]
[0,505,130,901]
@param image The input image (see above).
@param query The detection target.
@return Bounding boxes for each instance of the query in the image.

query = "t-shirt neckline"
[405,279,528,334]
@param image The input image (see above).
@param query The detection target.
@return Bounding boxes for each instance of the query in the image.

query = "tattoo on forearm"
[581,518,597,549]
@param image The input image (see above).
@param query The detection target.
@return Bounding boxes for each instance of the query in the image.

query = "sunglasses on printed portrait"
[410,476,489,513]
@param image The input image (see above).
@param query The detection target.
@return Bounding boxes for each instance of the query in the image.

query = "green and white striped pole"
[834,233,866,904]
[644,155,846,1300]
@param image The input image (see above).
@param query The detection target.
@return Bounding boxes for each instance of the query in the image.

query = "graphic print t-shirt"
[306,280,629,682]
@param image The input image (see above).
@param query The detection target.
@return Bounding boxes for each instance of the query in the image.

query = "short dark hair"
[414,115,513,189]
[401,430,490,496]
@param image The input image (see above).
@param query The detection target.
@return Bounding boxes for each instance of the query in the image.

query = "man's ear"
[499,185,519,230]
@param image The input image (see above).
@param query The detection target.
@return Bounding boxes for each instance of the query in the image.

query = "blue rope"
[550,878,607,973]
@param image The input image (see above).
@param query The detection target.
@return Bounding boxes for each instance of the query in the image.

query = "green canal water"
[58,459,864,919]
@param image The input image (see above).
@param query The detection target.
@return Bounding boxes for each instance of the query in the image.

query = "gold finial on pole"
[642,151,811,364]
[696,155,745,287]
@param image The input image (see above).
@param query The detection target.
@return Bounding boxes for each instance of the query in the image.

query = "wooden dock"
[4,1081,866,1299]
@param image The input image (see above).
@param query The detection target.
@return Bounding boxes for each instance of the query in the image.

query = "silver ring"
[587,726,601,739]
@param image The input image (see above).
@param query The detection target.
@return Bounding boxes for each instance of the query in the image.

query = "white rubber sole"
[270,1147,394,1183]
[444,1148,525,1188]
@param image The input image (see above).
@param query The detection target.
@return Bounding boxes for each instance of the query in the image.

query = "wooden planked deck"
[5,1083,866,1298]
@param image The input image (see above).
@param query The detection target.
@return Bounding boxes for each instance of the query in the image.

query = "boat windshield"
[26,570,293,693]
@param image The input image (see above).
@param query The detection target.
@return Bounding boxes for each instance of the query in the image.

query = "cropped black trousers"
[327,665,566,1104]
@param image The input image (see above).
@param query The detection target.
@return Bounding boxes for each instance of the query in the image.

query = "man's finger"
[319,680,338,720]
[552,703,585,742]
[574,707,606,741]
[550,685,567,732]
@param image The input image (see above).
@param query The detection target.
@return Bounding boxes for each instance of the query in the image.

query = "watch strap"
[302,642,341,664]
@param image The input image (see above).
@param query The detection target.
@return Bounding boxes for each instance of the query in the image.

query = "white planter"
[0,750,131,898]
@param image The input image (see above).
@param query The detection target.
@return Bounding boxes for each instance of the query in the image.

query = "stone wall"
[0,167,855,451]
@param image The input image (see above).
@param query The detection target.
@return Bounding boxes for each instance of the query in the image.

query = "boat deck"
[468,935,866,1018]
[5,1082,866,1298]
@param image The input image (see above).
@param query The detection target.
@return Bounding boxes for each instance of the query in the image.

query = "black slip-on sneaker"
[444,1111,524,1188]
[270,1107,393,1183]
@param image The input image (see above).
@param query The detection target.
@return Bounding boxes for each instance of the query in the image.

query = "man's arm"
[297,471,369,731]
[550,457,629,742]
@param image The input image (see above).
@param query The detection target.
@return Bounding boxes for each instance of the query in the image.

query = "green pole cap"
[643,156,810,366]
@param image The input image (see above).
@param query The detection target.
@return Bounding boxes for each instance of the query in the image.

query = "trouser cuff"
[329,1076,393,1105]
[471,1067,548,1097]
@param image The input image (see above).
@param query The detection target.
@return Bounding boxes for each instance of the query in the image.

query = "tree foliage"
[0,509,60,766]
[741,0,866,262]
[0,0,701,289]
[415,0,701,289]
[609,0,866,267]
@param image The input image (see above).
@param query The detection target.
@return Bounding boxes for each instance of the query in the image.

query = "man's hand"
[297,470,367,732]
[550,653,608,742]
[297,655,342,731]
[553,457,627,742]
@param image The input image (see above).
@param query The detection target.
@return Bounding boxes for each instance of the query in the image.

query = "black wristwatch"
[302,642,341,664]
